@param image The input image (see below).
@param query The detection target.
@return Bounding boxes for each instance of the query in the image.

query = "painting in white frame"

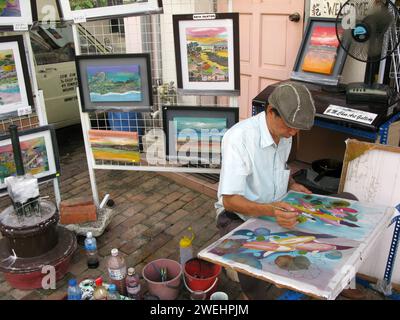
[0,35,34,119]
[59,0,163,21]
[0,0,32,28]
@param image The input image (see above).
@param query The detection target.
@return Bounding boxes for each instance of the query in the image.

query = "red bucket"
[183,258,221,299]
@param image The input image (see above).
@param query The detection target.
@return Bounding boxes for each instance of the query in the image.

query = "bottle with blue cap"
[179,227,195,265]
[67,279,81,300]
[107,284,121,300]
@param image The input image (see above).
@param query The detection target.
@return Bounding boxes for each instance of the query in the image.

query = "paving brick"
[165,209,190,224]
[141,193,165,205]
[142,221,171,239]
[69,259,89,277]
[143,211,167,226]
[163,201,185,214]
[120,224,149,241]
[182,196,207,211]
[142,202,167,216]
[165,219,192,237]
[10,288,34,300]
[124,213,147,228]
[119,237,148,255]
[0,281,12,294]
[21,291,44,300]
[161,191,184,204]
[106,213,127,230]
[180,191,199,203]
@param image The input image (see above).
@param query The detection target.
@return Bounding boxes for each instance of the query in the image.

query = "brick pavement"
[0,126,392,300]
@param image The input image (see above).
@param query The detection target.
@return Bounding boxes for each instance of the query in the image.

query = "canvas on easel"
[199,191,394,299]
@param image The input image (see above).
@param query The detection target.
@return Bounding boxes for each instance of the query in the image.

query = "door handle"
[289,12,301,22]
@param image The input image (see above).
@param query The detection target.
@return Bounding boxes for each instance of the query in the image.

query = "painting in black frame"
[0,125,61,192]
[173,13,240,96]
[75,53,153,112]
[291,17,348,86]
[0,35,34,120]
[162,106,239,165]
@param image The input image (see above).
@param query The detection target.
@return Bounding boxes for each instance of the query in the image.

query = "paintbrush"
[270,205,316,222]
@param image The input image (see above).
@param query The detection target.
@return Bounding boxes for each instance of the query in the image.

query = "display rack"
[72,0,237,206]
[0,31,61,208]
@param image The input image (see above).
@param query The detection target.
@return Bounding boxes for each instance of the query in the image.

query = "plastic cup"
[210,291,228,300]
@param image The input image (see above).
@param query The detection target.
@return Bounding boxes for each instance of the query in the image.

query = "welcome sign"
[309,0,370,18]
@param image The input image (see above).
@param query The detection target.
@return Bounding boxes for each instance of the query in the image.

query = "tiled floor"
[0,125,396,300]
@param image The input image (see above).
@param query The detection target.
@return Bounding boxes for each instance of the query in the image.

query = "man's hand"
[289,182,312,194]
[271,201,299,229]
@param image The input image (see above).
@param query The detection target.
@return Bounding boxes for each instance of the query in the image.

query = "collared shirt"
[215,111,292,220]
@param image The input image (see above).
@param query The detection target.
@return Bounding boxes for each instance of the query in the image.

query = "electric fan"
[336,0,400,105]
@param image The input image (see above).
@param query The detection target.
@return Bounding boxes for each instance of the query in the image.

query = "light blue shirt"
[215,111,292,220]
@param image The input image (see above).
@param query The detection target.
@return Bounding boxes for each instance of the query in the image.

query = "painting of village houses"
[186,26,229,83]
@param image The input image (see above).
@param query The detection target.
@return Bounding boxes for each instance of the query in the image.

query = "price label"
[193,14,216,20]
[73,14,87,23]
[17,106,32,116]
[13,23,29,31]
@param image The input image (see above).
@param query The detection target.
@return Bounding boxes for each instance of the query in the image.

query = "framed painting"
[31,0,63,22]
[199,191,394,300]
[291,17,348,86]
[0,35,34,120]
[76,53,153,112]
[59,0,163,22]
[0,0,32,29]
[0,125,60,192]
[173,13,240,96]
[88,129,140,163]
[162,106,239,165]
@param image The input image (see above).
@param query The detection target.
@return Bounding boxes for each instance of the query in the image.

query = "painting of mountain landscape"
[0,0,21,17]
[0,49,21,107]
[89,129,140,163]
[0,137,49,184]
[87,64,142,103]
[69,0,147,10]
[186,27,229,82]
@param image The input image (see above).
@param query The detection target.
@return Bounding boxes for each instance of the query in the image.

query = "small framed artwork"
[291,17,347,86]
[31,0,63,22]
[59,0,163,22]
[173,13,240,96]
[0,0,33,29]
[0,125,60,191]
[0,35,34,120]
[162,106,239,165]
[76,53,153,112]
[88,129,140,163]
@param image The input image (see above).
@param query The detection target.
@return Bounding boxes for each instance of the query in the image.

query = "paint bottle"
[93,277,108,300]
[179,227,195,266]
[125,267,141,300]
[67,279,81,300]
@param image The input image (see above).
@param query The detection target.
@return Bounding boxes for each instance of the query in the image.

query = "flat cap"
[268,82,316,130]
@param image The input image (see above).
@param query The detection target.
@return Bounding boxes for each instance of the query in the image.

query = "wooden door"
[220,0,305,119]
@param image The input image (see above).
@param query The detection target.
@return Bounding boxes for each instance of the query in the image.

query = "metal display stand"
[71,1,237,209]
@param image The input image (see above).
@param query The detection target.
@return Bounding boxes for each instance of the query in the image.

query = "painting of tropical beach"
[89,129,140,163]
[0,49,21,107]
[0,137,49,184]
[174,117,227,153]
[87,64,142,103]
[186,27,229,82]
[0,0,21,17]
[69,0,147,11]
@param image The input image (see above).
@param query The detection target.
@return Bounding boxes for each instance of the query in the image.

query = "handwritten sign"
[17,106,32,117]
[324,105,378,124]
[310,0,369,18]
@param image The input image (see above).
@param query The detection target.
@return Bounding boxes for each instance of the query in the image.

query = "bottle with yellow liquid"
[179,227,195,265]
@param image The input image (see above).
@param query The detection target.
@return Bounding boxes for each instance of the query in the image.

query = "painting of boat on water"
[87,64,142,103]
[89,129,140,163]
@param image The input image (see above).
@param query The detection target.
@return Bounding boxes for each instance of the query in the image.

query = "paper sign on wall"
[324,105,378,124]
[310,0,369,18]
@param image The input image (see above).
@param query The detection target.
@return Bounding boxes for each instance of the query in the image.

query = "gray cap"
[268,82,316,130]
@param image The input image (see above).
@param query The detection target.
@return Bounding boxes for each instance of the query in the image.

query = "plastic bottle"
[107,248,127,295]
[107,284,121,300]
[179,227,195,265]
[84,231,99,269]
[125,267,141,300]
[67,279,81,300]
[93,277,108,300]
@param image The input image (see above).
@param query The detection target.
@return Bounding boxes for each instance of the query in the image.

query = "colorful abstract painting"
[262,191,390,241]
[302,25,339,75]
[69,0,147,11]
[0,137,49,184]
[200,218,362,299]
[0,49,21,106]
[186,27,229,83]
[87,64,142,103]
[89,129,140,163]
[0,0,21,17]
[174,117,227,153]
